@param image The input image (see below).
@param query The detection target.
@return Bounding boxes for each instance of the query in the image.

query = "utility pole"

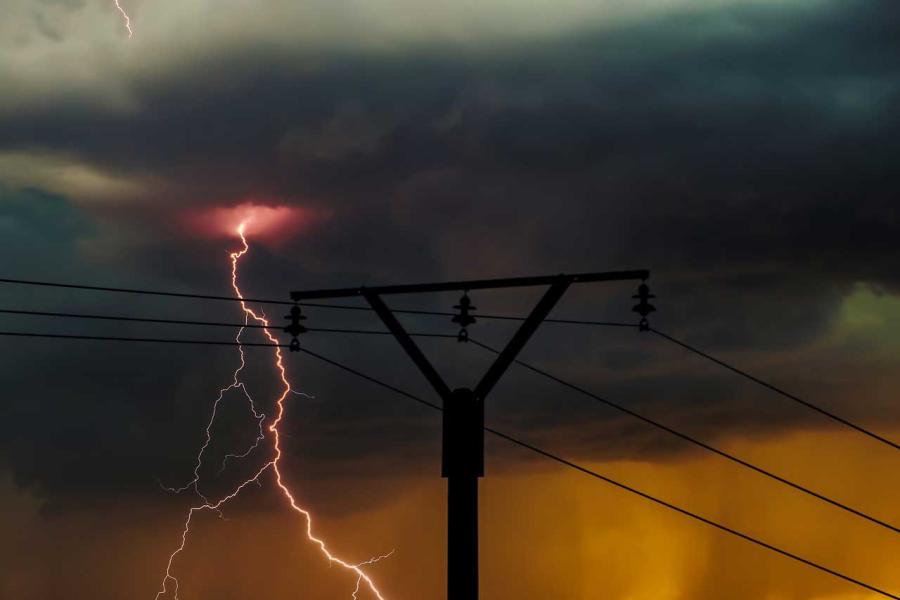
[287,271,650,600]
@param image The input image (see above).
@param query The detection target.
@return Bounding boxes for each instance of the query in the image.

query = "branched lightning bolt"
[217,403,265,476]
[155,222,390,599]
[352,551,395,600]
[113,0,133,38]
[158,315,261,515]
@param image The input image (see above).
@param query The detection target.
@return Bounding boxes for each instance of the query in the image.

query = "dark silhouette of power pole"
[288,271,650,600]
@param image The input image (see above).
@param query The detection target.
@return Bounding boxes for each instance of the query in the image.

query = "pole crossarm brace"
[362,280,573,407]
[290,270,649,301]
[474,280,569,399]
[365,292,452,399]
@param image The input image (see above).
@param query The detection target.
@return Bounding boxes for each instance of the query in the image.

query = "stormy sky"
[1,0,899,598]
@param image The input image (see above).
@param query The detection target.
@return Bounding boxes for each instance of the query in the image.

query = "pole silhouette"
[287,271,650,600]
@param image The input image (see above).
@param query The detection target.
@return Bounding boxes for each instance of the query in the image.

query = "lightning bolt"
[155,221,390,599]
[353,551,395,600]
[158,317,259,504]
[113,0,133,38]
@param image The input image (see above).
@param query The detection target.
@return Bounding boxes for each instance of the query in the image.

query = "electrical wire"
[469,338,899,534]
[0,276,295,306]
[0,330,286,348]
[0,307,465,337]
[0,329,455,347]
[0,307,276,330]
[650,327,900,451]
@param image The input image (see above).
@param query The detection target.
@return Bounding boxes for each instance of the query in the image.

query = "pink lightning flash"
[155,218,390,599]
[113,0,133,38]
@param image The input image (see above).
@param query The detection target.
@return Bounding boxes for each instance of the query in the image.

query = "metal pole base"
[448,475,479,600]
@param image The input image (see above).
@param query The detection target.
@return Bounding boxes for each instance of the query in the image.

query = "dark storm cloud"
[3,0,898,293]
[2,0,899,507]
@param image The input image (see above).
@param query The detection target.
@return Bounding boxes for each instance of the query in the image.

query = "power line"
[469,338,899,534]
[0,276,295,306]
[0,307,456,336]
[483,426,899,600]
[291,344,900,600]
[650,327,900,452]
[0,277,636,327]
[0,307,275,330]
[0,330,286,348]
[295,345,442,412]
[0,329,455,347]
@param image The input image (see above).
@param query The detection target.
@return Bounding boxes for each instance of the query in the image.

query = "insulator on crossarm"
[632,281,656,332]
[283,303,308,352]
[452,291,477,342]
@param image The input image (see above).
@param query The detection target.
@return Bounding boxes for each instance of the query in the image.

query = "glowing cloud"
[185,202,329,246]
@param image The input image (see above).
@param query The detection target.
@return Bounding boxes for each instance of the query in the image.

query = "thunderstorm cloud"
[1,0,898,598]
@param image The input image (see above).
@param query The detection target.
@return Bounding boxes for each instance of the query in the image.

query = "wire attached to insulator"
[632,281,656,332]
[283,303,308,351]
[451,291,477,342]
